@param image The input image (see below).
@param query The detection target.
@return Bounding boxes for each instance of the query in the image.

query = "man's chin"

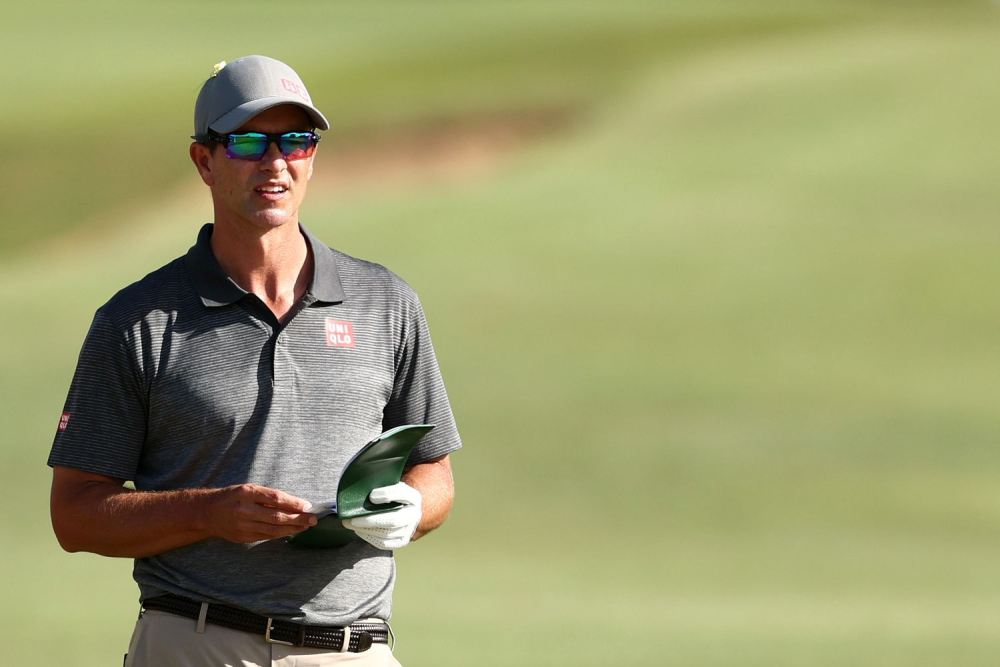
[248,211,298,230]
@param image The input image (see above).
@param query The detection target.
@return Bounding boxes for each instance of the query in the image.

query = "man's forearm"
[52,479,216,558]
[402,455,455,541]
[50,466,316,558]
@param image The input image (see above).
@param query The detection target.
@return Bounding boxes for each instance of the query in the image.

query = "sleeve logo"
[325,319,356,348]
[58,412,71,431]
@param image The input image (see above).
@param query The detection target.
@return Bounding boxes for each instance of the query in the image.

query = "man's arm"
[50,466,317,558]
[401,454,454,541]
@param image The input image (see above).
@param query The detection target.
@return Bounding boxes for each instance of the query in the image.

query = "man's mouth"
[254,184,289,200]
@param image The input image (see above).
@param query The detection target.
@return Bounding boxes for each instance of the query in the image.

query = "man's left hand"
[342,482,422,550]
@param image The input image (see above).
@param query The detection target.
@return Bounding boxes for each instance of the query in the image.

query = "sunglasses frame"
[192,131,321,161]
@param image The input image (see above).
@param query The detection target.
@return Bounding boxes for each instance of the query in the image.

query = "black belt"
[142,593,389,652]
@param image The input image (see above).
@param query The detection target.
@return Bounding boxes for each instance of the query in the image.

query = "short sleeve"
[47,309,147,480]
[382,297,462,465]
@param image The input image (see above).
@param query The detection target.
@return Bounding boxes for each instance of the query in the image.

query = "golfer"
[48,55,461,666]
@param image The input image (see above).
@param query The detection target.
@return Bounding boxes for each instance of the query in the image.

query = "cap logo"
[325,319,355,348]
[281,78,311,102]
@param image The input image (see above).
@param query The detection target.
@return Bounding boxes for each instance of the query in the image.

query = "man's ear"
[189,142,216,186]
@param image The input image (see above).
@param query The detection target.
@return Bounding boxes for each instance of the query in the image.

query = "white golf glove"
[342,482,422,551]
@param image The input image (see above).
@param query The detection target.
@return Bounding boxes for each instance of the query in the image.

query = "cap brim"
[209,97,330,133]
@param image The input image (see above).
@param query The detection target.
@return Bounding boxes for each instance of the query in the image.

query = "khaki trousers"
[125,610,404,667]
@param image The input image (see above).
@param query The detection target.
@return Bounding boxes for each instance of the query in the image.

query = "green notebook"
[288,424,435,548]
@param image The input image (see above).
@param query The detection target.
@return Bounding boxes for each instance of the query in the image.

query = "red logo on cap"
[281,78,311,102]
[58,412,71,431]
[325,319,355,348]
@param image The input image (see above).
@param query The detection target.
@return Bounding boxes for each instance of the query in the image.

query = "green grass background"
[2,1,999,665]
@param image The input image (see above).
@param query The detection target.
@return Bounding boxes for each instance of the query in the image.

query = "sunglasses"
[195,131,321,161]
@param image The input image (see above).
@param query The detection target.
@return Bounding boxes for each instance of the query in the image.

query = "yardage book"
[288,424,435,548]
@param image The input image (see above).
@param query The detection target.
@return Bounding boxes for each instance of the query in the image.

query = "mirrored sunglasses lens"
[279,134,316,160]
[226,134,268,160]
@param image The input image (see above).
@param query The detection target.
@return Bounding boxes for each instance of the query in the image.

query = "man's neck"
[210,220,313,323]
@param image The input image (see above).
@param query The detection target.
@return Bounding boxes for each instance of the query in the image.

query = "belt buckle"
[265,619,294,646]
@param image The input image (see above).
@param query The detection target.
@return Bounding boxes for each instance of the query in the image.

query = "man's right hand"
[203,484,317,543]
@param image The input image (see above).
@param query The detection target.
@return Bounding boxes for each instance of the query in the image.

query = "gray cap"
[193,55,329,136]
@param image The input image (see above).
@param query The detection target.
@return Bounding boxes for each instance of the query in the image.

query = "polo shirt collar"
[185,223,347,308]
[302,224,347,304]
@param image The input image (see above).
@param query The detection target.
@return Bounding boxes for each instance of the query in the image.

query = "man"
[48,55,461,666]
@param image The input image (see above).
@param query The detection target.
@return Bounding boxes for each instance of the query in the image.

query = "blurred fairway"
[3,1,1000,666]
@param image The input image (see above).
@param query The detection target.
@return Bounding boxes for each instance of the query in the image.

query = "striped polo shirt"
[48,222,462,625]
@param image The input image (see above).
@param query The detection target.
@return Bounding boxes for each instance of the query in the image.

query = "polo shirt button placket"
[272,331,285,388]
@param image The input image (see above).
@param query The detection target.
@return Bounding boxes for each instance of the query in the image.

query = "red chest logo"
[325,319,356,348]
[58,412,71,431]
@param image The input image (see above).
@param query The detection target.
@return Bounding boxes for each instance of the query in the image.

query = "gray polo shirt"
[48,223,461,625]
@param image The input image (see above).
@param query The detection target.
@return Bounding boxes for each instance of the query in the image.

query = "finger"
[379,541,404,550]
[239,484,313,512]
[238,520,316,542]
[359,524,412,540]
[348,514,396,530]
[369,483,420,506]
[354,529,411,551]
[225,520,314,543]
[257,508,318,527]
[348,507,419,529]
[254,517,317,534]
[234,499,318,527]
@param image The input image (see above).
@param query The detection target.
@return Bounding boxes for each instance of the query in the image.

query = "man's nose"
[259,140,288,170]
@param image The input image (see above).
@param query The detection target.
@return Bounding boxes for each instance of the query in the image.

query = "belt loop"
[385,620,396,652]
[196,603,209,634]
[340,626,351,652]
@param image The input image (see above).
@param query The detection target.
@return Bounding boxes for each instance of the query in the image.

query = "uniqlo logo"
[325,319,356,348]
[58,412,71,431]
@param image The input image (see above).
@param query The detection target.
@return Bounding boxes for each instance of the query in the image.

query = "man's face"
[190,104,316,231]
